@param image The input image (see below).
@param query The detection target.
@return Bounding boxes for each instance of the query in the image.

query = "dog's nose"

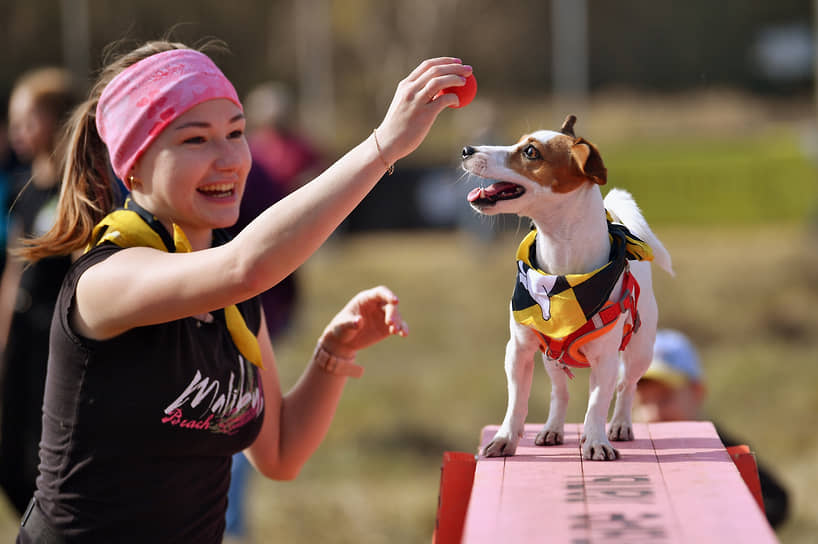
[462,145,476,159]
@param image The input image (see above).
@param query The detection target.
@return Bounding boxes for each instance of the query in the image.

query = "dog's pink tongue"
[467,187,485,202]
[468,182,517,202]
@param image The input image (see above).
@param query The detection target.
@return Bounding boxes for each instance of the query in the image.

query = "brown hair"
[16,38,227,262]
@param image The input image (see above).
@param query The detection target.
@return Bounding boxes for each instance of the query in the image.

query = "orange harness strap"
[533,270,641,378]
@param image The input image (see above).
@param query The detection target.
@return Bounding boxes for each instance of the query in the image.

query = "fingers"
[360,286,408,337]
[423,75,465,107]
[417,66,473,105]
[352,286,409,336]
[319,285,409,362]
[364,284,399,304]
[385,303,409,337]
[328,314,362,342]
[405,57,464,82]
[402,59,472,107]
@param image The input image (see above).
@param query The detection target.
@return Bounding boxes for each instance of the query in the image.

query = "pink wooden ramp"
[459,421,778,544]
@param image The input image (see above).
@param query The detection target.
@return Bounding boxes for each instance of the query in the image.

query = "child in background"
[634,329,790,529]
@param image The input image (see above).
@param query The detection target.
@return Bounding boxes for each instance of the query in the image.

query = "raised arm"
[74,58,471,340]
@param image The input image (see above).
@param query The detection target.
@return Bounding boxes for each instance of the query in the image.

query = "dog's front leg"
[482,319,539,457]
[581,353,621,460]
[535,357,569,446]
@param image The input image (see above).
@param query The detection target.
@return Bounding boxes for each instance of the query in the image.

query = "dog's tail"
[604,188,674,276]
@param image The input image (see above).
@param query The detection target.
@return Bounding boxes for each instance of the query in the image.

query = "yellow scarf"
[86,199,263,368]
[512,216,653,339]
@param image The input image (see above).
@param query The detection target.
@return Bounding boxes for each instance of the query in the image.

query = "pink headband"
[96,49,242,183]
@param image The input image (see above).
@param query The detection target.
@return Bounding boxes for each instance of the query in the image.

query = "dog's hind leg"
[608,377,638,442]
[535,357,569,446]
[609,273,658,442]
[608,328,655,441]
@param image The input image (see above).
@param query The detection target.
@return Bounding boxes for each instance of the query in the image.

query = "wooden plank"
[647,421,778,543]
[460,421,779,544]
[461,424,584,543]
[494,425,585,542]
[576,423,683,543]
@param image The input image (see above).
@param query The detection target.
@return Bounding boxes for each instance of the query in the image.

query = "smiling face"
[461,126,606,216]
[130,98,251,248]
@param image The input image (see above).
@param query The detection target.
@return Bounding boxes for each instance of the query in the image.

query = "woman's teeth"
[198,183,234,197]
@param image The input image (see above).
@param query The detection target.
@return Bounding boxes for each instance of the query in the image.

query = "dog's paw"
[481,435,518,457]
[534,428,564,446]
[607,422,634,442]
[580,434,620,461]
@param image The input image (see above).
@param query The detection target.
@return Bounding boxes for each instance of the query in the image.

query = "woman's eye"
[228,129,244,139]
[523,145,540,160]
[183,136,206,144]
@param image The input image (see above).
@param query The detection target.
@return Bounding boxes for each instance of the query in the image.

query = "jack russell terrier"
[461,115,673,460]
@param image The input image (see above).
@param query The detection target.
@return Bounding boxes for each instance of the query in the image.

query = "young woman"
[15,40,471,543]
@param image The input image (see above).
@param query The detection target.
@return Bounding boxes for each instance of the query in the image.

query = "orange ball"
[436,72,477,109]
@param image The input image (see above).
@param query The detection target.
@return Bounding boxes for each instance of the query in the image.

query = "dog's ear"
[560,114,577,137]
[570,138,607,185]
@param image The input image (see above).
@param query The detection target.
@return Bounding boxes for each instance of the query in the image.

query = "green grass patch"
[602,129,818,225]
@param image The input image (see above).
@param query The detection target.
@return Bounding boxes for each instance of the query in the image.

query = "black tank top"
[34,238,265,543]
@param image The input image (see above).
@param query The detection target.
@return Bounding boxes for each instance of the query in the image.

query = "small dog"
[461,115,673,460]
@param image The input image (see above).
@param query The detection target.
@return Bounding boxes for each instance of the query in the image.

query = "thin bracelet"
[372,128,395,176]
[313,344,364,378]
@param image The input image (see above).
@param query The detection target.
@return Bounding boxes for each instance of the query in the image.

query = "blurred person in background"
[227,81,324,339]
[634,329,790,529]
[222,82,324,544]
[0,104,24,275]
[0,67,77,516]
[242,81,323,195]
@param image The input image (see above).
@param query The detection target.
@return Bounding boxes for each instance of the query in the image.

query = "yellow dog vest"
[512,216,653,340]
[86,198,263,368]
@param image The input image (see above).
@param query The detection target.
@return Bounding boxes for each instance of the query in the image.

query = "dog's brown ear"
[560,114,577,137]
[570,138,607,185]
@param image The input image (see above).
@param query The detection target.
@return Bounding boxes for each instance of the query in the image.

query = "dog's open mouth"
[467,182,525,206]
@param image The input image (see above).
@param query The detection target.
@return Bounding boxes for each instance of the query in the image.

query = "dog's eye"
[523,145,541,160]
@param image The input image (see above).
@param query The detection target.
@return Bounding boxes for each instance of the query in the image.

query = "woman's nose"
[214,139,248,171]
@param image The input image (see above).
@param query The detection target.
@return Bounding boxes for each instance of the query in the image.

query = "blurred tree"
[0,0,812,150]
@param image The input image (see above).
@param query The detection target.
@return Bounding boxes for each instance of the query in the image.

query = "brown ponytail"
[15,38,227,262]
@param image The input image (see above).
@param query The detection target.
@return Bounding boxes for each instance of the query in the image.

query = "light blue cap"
[642,329,702,387]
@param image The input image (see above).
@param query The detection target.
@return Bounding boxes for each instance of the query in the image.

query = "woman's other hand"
[319,285,408,358]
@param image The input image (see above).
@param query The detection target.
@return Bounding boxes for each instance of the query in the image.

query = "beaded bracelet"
[313,344,364,378]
